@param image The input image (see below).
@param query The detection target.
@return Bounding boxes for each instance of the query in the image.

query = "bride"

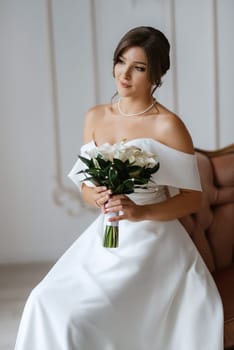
[15,26,223,350]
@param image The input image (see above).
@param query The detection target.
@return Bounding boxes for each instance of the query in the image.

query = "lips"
[120,81,131,88]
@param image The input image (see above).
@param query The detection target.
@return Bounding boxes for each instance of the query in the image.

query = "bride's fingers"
[104,196,143,221]
[104,200,132,215]
[109,194,127,201]
[94,187,111,207]
[108,212,125,222]
[105,197,129,209]
[94,196,108,207]
[107,203,143,222]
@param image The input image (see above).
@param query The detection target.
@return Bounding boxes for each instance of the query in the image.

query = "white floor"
[0,263,53,350]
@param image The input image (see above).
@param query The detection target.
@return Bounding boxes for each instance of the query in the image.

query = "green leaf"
[148,163,160,174]
[113,158,125,171]
[80,176,100,186]
[96,155,111,168]
[78,155,91,167]
[127,165,142,172]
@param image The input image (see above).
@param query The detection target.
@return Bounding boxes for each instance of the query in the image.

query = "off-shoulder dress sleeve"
[148,140,202,191]
[67,142,94,191]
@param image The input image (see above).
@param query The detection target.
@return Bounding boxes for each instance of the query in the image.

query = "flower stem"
[103,225,119,248]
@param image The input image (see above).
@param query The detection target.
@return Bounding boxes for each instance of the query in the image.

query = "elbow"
[181,189,202,215]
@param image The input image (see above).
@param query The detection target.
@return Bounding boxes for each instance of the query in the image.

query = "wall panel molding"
[164,0,178,113]
[211,0,220,148]
[90,0,99,104]
[46,0,94,215]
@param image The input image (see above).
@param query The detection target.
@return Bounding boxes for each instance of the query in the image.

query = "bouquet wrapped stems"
[103,210,119,248]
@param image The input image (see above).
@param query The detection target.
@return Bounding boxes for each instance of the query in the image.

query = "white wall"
[174,0,234,148]
[0,0,97,264]
[0,0,233,263]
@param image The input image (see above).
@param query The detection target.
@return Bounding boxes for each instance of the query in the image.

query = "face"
[114,46,152,98]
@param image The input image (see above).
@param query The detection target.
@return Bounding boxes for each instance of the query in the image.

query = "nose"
[122,65,131,79]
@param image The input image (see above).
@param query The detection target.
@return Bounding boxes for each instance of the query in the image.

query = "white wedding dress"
[14,138,223,350]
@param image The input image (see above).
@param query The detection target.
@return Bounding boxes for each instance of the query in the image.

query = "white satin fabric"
[15,138,223,350]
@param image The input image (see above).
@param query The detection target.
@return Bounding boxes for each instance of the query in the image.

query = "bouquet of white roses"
[78,140,160,248]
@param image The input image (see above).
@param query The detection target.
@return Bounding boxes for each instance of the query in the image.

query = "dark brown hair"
[113,26,170,93]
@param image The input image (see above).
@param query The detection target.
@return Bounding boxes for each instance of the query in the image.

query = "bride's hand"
[93,186,112,211]
[104,195,145,222]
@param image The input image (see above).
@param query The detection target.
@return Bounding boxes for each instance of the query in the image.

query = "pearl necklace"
[117,98,156,117]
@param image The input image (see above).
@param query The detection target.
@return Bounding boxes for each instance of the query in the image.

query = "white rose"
[97,143,115,161]
[86,148,98,159]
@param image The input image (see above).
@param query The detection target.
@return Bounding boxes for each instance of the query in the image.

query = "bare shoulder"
[84,104,107,123]
[83,103,112,143]
[155,105,194,154]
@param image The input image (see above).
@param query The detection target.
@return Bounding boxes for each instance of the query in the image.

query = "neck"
[117,97,156,117]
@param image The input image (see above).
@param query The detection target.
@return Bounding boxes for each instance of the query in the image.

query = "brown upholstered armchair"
[180,144,234,350]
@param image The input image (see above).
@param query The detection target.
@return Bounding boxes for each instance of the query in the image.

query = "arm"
[140,189,201,221]
[80,106,112,209]
[105,188,201,222]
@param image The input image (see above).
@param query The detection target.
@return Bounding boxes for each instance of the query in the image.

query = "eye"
[135,66,146,72]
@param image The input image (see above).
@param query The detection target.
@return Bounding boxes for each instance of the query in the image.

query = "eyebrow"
[134,61,147,66]
[120,55,147,66]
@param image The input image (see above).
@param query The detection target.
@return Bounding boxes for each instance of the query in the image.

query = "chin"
[117,89,132,98]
